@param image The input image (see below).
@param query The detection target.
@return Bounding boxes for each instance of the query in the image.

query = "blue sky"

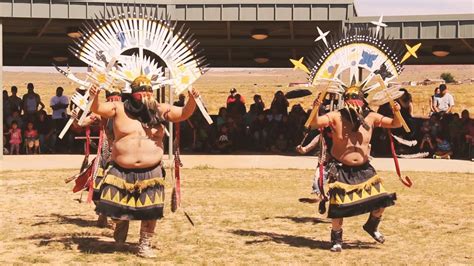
[355,0,474,16]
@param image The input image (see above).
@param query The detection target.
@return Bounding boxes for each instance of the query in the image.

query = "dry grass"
[0,168,473,264]
[4,65,473,117]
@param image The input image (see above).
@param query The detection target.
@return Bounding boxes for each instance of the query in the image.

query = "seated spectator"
[244,104,258,128]
[216,125,232,153]
[225,117,239,146]
[429,87,440,116]
[250,112,268,151]
[267,106,283,123]
[461,109,471,125]
[429,114,441,138]
[190,113,211,152]
[448,113,463,155]
[270,90,289,115]
[276,114,290,138]
[433,134,452,159]
[216,107,228,129]
[433,84,454,115]
[250,94,265,114]
[419,121,434,153]
[5,121,22,155]
[36,110,55,153]
[288,104,306,145]
[24,121,40,154]
[460,109,472,157]
[266,107,283,145]
[270,133,289,153]
[464,117,474,159]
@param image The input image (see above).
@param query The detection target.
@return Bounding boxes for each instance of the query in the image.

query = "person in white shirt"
[50,87,69,152]
[50,87,69,120]
[434,84,454,114]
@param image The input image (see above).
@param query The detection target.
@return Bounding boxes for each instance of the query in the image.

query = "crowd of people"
[3,83,76,155]
[371,84,473,159]
[3,83,474,160]
[178,85,473,160]
[177,89,309,154]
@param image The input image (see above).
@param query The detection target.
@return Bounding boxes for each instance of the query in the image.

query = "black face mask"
[123,95,164,128]
[340,101,371,132]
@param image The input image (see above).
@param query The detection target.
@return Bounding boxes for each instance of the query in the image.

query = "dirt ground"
[0,168,473,264]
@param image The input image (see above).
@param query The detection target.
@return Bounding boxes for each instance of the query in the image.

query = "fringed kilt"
[327,160,396,219]
[92,153,110,202]
[95,162,165,220]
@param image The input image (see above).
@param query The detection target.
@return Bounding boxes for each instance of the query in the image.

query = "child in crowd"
[5,121,22,155]
[419,120,434,152]
[216,125,232,153]
[429,114,441,138]
[24,121,40,154]
[433,134,453,159]
[271,133,289,153]
[250,113,268,151]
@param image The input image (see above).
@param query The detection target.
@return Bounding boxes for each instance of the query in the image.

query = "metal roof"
[0,0,472,66]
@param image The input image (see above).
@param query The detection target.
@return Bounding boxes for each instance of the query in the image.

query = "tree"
[440,72,455,83]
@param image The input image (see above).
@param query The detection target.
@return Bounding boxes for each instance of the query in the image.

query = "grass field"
[0,168,472,264]
[4,65,473,117]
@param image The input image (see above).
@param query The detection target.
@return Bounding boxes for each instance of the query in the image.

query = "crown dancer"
[291,24,419,251]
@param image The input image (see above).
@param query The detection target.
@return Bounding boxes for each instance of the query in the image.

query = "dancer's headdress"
[292,24,421,130]
[54,6,211,133]
[70,6,207,94]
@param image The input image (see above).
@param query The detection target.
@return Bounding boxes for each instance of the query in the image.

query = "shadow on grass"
[272,216,330,224]
[230,229,378,250]
[32,213,97,228]
[21,232,135,254]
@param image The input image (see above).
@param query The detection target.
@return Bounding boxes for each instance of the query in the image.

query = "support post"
[166,68,173,161]
[0,20,3,160]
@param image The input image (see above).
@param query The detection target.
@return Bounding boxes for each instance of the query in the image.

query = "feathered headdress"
[306,26,406,95]
[292,22,421,132]
[70,6,207,95]
[55,5,213,135]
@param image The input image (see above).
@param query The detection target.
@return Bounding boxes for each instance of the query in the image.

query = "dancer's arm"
[309,99,334,129]
[90,86,117,119]
[296,134,321,154]
[160,88,198,122]
[72,109,101,127]
[373,102,402,128]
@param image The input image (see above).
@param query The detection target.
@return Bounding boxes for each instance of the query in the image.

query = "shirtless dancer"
[90,76,198,258]
[73,90,122,228]
[310,86,402,252]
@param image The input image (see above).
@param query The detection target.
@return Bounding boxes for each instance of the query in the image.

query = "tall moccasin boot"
[138,231,157,258]
[363,215,385,243]
[97,214,108,228]
[113,220,130,244]
[330,229,343,252]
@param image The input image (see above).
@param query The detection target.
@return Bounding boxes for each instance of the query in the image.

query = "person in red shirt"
[24,121,40,154]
